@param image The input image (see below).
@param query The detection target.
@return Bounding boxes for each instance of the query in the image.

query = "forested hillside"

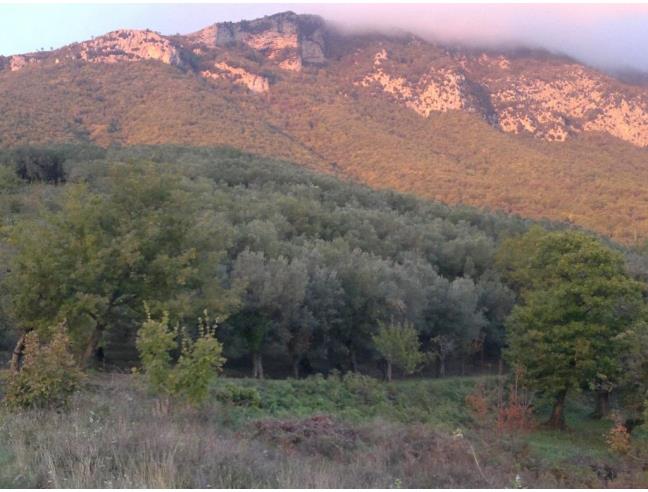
[2,146,648,487]
[1,145,646,376]
[1,12,648,243]
[0,145,533,373]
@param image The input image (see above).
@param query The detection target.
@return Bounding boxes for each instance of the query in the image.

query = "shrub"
[465,384,490,424]
[254,415,360,460]
[216,383,262,408]
[497,368,535,434]
[4,325,83,410]
[606,417,632,455]
[9,147,66,183]
[136,307,226,411]
[341,372,386,405]
[372,321,426,381]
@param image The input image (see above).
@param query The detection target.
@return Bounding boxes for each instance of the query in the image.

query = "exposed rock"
[9,55,31,71]
[2,11,648,148]
[485,65,648,146]
[189,11,326,71]
[358,48,648,147]
[201,62,269,93]
[78,29,183,66]
[0,54,43,72]
[358,49,481,116]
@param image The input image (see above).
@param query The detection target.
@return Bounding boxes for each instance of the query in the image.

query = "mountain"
[1,11,648,243]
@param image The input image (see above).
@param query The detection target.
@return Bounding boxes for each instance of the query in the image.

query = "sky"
[2,3,648,73]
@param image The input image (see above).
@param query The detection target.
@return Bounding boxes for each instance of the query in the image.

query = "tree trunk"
[350,349,358,373]
[547,389,568,429]
[256,352,264,379]
[10,332,27,373]
[386,360,392,382]
[292,357,300,379]
[251,352,262,379]
[251,352,264,379]
[82,324,104,368]
[592,390,610,419]
[439,356,446,378]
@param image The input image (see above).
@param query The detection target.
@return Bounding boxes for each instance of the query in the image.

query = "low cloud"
[299,4,648,72]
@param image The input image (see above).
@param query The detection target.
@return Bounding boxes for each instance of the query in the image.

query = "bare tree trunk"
[252,352,260,378]
[82,324,104,368]
[592,390,610,419]
[292,357,300,379]
[386,360,392,382]
[439,356,446,378]
[251,352,264,379]
[547,389,568,430]
[350,349,358,373]
[257,353,264,379]
[10,332,27,373]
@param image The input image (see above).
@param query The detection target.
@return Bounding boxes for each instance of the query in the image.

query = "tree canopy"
[501,229,646,428]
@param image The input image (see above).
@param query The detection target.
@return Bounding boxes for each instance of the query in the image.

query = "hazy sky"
[2,4,648,72]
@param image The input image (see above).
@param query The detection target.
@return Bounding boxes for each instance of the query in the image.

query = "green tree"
[616,318,648,432]
[136,307,225,412]
[503,230,645,429]
[372,320,425,381]
[3,164,235,366]
[4,322,83,410]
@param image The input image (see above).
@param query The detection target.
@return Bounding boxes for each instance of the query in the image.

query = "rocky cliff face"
[77,29,183,66]
[1,29,184,72]
[188,11,326,72]
[201,61,270,93]
[2,11,648,147]
[358,46,648,146]
[358,49,489,118]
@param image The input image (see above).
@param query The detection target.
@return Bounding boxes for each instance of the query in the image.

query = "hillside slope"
[1,11,647,243]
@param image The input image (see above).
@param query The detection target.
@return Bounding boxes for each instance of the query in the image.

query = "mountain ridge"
[1,11,648,244]
[3,11,648,147]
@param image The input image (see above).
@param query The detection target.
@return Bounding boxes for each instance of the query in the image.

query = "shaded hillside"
[1,11,648,243]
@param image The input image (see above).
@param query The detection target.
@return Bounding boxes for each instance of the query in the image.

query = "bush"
[372,321,426,381]
[254,415,360,460]
[216,383,262,408]
[7,147,66,183]
[4,326,83,410]
[136,308,226,411]
[606,423,631,455]
[341,372,386,405]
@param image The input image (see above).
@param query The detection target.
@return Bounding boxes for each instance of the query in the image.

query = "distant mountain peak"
[1,10,648,148]
[187,10,327,71]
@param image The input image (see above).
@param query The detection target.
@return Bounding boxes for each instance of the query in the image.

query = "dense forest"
[0,145,532,372]
[1,145,647,424]
[4,51,648,244]
[2,145,648,487]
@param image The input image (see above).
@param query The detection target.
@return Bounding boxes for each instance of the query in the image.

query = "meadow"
[1,371,646,488]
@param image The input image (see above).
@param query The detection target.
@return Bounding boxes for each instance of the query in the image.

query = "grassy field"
[0,372,646,488]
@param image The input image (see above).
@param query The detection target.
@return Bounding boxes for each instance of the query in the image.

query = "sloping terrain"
[1,11,647,243]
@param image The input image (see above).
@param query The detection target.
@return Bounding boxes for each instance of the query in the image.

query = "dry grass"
[1,374,647,488]
[0,375,363,488]
[0,374,501,488]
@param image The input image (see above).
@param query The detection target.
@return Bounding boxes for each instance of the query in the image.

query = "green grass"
[209,373,491,429]
[1,373,647,487]
[211,373,648,474]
